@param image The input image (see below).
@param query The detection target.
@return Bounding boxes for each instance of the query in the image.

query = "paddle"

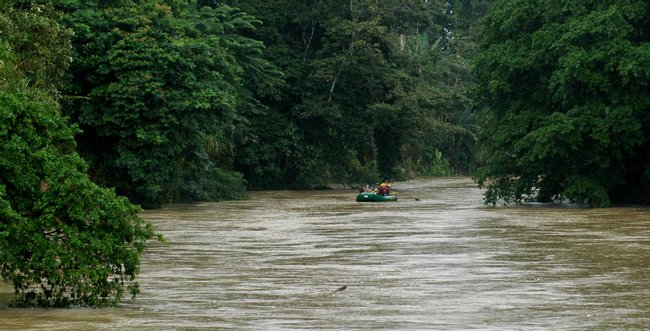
[393,189,420,201]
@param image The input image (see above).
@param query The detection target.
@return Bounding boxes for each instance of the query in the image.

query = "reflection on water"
[1,177,649,330]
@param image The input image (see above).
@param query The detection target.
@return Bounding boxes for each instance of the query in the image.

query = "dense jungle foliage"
[222,0,489,189]
[2,0,650,308]
[57,0,487,204]
[473,0,650,207]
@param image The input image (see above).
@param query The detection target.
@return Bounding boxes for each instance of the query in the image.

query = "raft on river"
[356,192,398,202]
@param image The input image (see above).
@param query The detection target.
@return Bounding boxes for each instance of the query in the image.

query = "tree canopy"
[473,0,650,206]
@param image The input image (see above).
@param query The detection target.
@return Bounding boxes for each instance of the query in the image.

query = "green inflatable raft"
[356,192,398,202]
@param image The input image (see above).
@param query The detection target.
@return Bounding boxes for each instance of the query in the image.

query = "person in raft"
[378,178,391,196]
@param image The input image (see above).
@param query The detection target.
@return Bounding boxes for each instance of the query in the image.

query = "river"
[1,177,650,330]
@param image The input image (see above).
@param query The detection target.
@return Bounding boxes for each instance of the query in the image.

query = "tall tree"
[61,1,280,206]
[0,2,158,307]
[473,0,650,206]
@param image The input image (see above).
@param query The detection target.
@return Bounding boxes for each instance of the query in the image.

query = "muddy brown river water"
[1,177,649,330]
